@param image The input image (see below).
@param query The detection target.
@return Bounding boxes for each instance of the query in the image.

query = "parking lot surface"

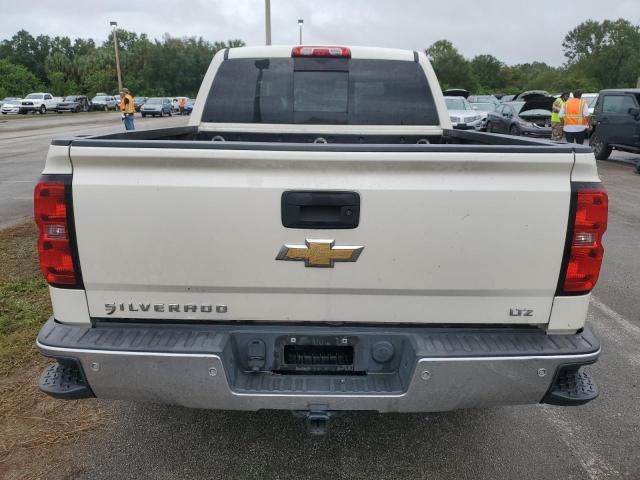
[0,114,188,228]
[1,119,639,479]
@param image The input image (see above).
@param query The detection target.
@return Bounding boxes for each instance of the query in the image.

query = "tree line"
[427,19,640,94]
[0,29,244,99]
[0,18,638,99]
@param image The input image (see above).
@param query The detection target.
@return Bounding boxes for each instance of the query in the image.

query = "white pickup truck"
[35,46,607,433]
[20,92,60,114]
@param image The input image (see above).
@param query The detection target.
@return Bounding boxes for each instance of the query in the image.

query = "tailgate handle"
[281,191,360,229]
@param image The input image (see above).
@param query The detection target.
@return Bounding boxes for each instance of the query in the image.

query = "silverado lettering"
[104,303,223,315]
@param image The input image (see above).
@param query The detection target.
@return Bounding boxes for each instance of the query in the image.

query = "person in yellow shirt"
[550,92,569,141]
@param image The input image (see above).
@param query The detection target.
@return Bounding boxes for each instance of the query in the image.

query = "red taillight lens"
[291,46,351,58]
[562,188,608,294]
[34,178,79,287]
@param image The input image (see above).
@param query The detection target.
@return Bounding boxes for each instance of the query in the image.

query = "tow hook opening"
[293,405,342,435]
[306,411,331,435]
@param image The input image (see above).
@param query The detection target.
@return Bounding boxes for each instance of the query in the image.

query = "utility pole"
[110,21,123,91]
[298,18,304,44]
[265,0,271,45]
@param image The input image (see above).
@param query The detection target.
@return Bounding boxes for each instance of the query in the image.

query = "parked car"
[486,95,555,138]
[444,96,482,130]
[184,98,196,115]
[590,89,640,160]
[55,95,90,113]
[140,97,173,117]
[468,95,500,106]
[134,96,148,112]
[1,99,22,114]
[20,92,59,114]
[1,96,21,105]
[472,102,497,131]
[90,95,118,111]
[500,94,515,103]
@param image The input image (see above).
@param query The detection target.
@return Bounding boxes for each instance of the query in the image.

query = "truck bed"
[53,125,594,152]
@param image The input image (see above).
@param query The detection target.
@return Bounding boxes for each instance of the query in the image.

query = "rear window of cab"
[202,58,439,125]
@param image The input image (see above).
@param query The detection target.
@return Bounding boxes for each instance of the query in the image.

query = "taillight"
[560,186,608,295]
[291,46,351,58]
[34,176,81,288]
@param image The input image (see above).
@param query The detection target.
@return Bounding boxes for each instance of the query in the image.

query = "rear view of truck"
[35,45,607,432]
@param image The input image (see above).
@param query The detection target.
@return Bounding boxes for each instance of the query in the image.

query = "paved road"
[1,120,639,479]
[0,113,188,228]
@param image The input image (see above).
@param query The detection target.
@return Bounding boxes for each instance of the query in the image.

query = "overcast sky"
[2,0,639,66]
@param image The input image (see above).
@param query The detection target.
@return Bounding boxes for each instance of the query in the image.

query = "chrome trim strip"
[37,340,221,358]
[37,340,600,363]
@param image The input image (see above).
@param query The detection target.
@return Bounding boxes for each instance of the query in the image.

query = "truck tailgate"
[69,145,573,325]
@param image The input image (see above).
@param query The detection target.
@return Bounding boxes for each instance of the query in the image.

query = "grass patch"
[0,222,111,476]
[0,222,51,376]
[0,362,111,477]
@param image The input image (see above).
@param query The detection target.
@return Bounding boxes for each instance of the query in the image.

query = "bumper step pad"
[543,367,598,406]
[39,361,94,400]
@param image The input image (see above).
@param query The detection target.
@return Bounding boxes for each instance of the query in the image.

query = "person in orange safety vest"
[119,88,135,131]
[559,90,590,144]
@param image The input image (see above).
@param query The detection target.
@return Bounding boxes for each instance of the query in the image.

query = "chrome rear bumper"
[37,318,599,412]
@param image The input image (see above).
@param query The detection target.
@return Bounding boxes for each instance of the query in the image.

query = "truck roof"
[600,88,640,94]
[227,45,416,62]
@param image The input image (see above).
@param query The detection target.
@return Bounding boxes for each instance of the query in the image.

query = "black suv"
[590,89,640,165]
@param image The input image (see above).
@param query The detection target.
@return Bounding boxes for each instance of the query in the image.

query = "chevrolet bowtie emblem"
[276,239,364,268]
